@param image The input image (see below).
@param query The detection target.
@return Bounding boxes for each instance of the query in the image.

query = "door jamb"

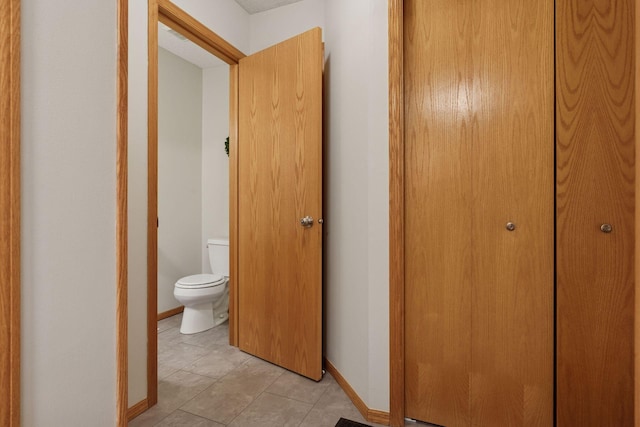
[0,0,20,425]
[146,0,244,408]
[116,0,244,420]
[388,1,404,426]
[632,2,640,426]
[116,0,128,424]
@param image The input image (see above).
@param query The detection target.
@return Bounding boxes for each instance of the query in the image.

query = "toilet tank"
[207,238,229,276]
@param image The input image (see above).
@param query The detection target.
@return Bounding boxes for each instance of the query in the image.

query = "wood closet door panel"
[404,1,553,426]
[470,1,554,426]
[556,0,635,424]
[404,1,473,425]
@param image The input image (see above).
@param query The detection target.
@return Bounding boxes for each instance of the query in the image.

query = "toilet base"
[175,280,229,334]
[180,302,215,334]
[212,310,229,327]
[212,288,229,327]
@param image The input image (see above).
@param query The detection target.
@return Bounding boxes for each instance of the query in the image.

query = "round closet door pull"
[506,222,516,231]
[600,223,613,233]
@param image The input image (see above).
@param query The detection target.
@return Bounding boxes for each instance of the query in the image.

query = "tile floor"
[129,314,397,427]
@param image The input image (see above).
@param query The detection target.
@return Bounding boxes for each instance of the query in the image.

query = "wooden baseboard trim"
[127,398,149,421]
[368,409,391,425]
[324,358,390,426]
[157,306,184,321]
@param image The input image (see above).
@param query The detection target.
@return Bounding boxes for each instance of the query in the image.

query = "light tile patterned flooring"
[129,314,391,427]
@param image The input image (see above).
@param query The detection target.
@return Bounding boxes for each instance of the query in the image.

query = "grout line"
[225,357,286,426]
[175,380,223,424]
[157,322,363,427]
[295,373,336,427]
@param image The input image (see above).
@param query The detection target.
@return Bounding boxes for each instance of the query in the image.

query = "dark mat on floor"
[335,418,372,427]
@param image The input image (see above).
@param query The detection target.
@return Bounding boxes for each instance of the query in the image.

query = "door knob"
[601,223,613,233]
[506,222,516,231]
[300,216,314,227]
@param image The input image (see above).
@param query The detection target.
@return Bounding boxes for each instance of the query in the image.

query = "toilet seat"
[175,273,226,289]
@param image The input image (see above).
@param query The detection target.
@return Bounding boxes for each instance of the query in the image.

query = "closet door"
[470,1,554,425]
[404,0,554,425]
[556,0,635,424]
[404,0,473,424]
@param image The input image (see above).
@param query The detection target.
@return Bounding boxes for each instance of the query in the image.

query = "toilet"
[173,238,229,334]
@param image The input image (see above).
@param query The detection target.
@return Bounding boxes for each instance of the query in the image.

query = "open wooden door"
[237,28,323,381]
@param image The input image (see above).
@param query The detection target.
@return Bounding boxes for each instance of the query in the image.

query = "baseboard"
[127,398,149,421]
[368,409,391,425]
[157,306,184,321]
[324,358,390,426]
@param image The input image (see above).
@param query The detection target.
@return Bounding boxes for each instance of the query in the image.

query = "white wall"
[202,66,231,272]
[249,0,325,53]
[128,0,149,406]
[365,1,389,409]
[324,0,390,412]
[21,0,117,424]
[128,0,250,406]
[173,0,250,54]
[158,48,204,313]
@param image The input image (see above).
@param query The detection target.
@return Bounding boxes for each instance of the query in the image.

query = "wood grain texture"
[0,0,20,425]
[229,64,239,347]
[147,0,159,407]
[116,0,128,424]
[469,2,554,425]
[388,0,405,426]
[636,3,640,424]
[368,409,390,425]
[156,306,183,321]
[404,2,472,422]
[127,398,149,421]
[157,0,245,64]
[556,0,635,424]
[404,1,554,425]
[238,28,323,380]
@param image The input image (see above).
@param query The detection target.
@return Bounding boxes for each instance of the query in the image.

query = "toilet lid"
[175,273,225,289]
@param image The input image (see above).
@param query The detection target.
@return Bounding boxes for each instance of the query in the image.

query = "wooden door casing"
[404,1,554,425]
[237,28,323,381]
[556,0,635,424]
[0,0,20,424]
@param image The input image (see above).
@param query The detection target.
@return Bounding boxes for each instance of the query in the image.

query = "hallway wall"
[21,0,117,424]
[249,0,325,53]
[324,0,390,412]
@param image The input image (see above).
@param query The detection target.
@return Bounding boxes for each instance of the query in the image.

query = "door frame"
[115,0,245,421]
[388,1,640,426]
[146,0,244,406]
[116,0,128,423]
[388,1,404,426]
[0,0,20,425]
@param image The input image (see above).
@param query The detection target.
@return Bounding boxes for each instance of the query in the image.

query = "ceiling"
[234,0,303,14]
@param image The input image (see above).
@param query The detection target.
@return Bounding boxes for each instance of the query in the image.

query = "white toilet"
[173,238,229,334]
